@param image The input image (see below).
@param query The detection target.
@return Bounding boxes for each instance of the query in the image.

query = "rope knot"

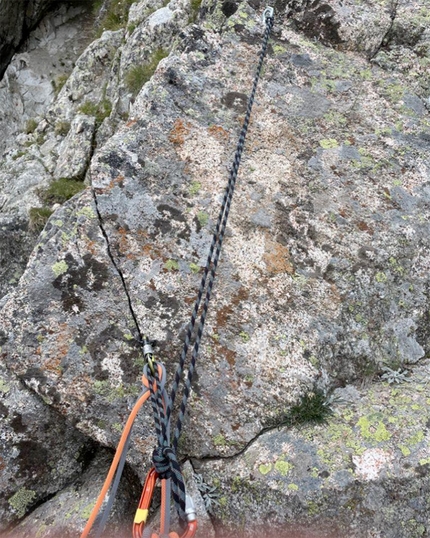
[152,446,175,479]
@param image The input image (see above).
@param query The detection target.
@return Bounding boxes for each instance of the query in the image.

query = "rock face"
[1,0,430,537]
[0,2,97,299]
[0,0,54,79]
[0,362,96,531]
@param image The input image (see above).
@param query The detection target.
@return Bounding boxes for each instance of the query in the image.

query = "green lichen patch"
[52,260,68,277]
[274,459,294,476]
[356,414,392,443]
[8,488,36,518]
[197,211,209,227]
[164,259,179,271]
[189,262,200,273]
[319,138,339,149]
[259,463,272,475]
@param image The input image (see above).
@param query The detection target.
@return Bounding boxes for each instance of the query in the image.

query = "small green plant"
[52,73,69,95]
[213,433,227,447]
[239,331,250,342]
[12,150,26,161]
[29,207,53,231]
[277,389,334,428]
[54,120,71,137]
[189,0,202,23]
[189,181,201,196]
[125,48,169,95]
[79,98,112,126]
[25,118,38,134]
[38,178,86,205]
[96,0,138,35]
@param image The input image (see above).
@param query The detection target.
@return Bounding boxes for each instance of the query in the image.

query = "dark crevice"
[91,187,144,342]
[193,423,284,466]
[369,0,399,60]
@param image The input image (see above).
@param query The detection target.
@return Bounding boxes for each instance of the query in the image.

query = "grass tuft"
[189,0,202,23]
[38,178,86,205]
[96,0,138,35]
[277,389,334,428]
[79,98,112,126]
[25,119,38,134]
[29,207,53,231]
[125,48,168,95]
[54,121,71,137]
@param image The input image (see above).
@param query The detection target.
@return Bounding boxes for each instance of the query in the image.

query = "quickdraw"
[81,7,274,537]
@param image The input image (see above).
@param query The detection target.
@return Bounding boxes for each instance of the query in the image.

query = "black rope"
[150,12,275,521]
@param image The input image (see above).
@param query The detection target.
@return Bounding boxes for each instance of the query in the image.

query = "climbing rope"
[81,7,274,537]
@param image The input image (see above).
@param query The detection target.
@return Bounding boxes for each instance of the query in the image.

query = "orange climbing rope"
[80,389,151,538]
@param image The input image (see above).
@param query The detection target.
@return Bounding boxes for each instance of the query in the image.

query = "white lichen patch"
[352,448,394,481]
[101,355,124,387]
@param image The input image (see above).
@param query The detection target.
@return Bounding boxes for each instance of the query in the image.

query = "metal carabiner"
[133,468,198,538]
[262,6,274,25]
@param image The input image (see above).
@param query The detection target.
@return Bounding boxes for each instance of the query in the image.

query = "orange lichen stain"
[215,287,249,329]
[117,227,136,259]
[43,323,71,376]
[44,356,62,375]
[355,220,374,235]
[86,240,98,256]
[263,239,294,275]
[208,124,229,141]
[141,242,162,259]
[169,118,192,145]
[211,342,236,367]
[109,174,125,190]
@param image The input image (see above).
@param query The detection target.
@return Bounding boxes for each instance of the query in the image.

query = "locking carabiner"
[133,468,197,538]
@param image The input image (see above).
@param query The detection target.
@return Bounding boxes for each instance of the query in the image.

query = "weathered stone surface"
[196,360,430,537]
[0,3,94,152]
[1,0,430,535]
[0,362,95,531]
[0,0,53,80]
[286,0,393,57]
[7,449,140,538]
[54,114,96,180]
[47,28,124,125]
[0,3,99,300]
[0,156,51,299]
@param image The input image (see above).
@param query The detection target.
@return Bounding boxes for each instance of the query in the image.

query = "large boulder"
[1,0,430,535]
